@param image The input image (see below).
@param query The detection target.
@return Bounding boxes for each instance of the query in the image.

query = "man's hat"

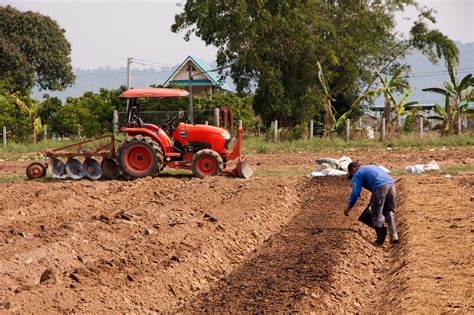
[347,162,360,180]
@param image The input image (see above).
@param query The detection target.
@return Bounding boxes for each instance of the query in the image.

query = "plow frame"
[43,134,117,160]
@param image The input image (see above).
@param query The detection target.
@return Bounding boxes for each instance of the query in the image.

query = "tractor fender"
[121,127,172,154]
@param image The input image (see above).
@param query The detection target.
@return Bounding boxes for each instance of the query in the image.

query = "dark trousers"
[370,184,396,227]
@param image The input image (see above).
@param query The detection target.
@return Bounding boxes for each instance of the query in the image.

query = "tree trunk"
[323,99,332,139]
[383,96,392,135]
[31,116,37,144]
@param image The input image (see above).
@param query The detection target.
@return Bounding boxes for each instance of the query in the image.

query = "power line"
[131,58,176,67]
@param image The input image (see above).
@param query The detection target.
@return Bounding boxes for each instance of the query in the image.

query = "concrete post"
[239,120,243,129]
[273,119,278,142]
[113,110,119,133]
[457,115,462,135]
[214,108,220,127]
[205,120,208,125]
[43,125,48,143]
[381,119,386,141]
[77,124,81,140]
[309,119,314,139]
[419,116,424,138]
[359,117,363,129]
[345,119,350,141]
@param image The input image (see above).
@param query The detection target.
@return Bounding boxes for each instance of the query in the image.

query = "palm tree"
[423,62,474,134]
[12,94,45,144]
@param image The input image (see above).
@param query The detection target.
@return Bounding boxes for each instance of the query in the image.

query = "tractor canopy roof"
[120,88,189,99]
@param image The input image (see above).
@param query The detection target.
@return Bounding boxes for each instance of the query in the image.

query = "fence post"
[77,124,81,140]
[359,117,363,129]
[419,116,424,138]
[2,126,6,147]
[457,115,462,135]
[239,120,242,129]
[309,119,314,139]
[205,120,208,125]
[273,119,278,142]
[113,110,119,134]
[43,125,48,143]
[214,108,220,127]
[380,119,386,141]
[345,119,350,141]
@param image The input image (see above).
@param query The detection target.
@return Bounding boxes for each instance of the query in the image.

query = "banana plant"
[423,62,474,134]
[12,94,45,144]
[387,88,418,132]
[317,62,336,139]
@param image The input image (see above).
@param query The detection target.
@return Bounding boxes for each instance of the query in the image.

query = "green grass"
[1,132,473,161]
[243,133,474,154]
[254,167,313,177]
[439,164,474,176]
[0,174,26,183]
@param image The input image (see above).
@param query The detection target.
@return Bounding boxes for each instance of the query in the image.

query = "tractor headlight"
[221,131,231,141]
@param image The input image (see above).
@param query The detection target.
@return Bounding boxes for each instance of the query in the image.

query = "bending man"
[344,162,399,246]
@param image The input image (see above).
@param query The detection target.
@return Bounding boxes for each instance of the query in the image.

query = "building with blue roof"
[163,56,232,96]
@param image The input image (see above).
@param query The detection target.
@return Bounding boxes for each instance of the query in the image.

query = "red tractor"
[117,88,252,179]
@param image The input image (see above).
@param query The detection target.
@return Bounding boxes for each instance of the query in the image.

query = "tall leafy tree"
[0,5,75,93]
[172,1,458,128]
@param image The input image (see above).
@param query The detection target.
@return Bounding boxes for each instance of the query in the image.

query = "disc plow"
[26,134,119,180]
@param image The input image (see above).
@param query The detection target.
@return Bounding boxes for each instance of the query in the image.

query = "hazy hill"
[34,42,473,103]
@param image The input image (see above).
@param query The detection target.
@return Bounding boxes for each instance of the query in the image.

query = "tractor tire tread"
[191,149,224,178]
[117,135,164,179]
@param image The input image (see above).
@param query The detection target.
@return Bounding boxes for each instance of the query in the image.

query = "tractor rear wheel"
[117,135,164,179]
[191,149,223,179]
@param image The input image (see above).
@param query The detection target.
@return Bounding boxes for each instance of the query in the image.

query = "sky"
[2,0,474,70]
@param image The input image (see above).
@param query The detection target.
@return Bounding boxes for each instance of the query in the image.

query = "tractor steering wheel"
[162,115,179,136]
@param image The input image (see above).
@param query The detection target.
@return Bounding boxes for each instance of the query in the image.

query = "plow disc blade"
[237,157,254,179]
[83,158,102,180]
[66,158,85,180]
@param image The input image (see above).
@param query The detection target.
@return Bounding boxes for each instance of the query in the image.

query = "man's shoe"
[372,226,387,246]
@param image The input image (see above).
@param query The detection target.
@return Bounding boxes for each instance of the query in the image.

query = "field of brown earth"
[0,147,473,313]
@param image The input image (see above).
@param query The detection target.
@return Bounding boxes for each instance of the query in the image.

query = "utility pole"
[126,57,132,114]
[127,57,132,89]
[188,63,194,124]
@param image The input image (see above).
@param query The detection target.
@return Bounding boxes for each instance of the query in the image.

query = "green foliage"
[276,123,308,142]
[423,65,473,134]
[403,113,417,133]
[194,92,261,132]
[0,6,75,93]
[172,0,458,130]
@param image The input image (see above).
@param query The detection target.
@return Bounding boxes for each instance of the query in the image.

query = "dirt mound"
[0,176,301,312]
[381,176,474,313]
[182,177,391,313]
[1,150,473,312]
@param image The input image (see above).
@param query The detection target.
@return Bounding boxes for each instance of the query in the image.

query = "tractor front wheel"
[191,149,224,179]
[117,135,164,179]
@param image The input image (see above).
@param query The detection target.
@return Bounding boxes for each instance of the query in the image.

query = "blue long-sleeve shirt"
[348,165,393,209]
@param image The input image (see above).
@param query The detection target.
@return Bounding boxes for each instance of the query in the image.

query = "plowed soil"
[0,148,473,313]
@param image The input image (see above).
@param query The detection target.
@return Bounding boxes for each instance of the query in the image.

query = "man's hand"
[344,206,351,216]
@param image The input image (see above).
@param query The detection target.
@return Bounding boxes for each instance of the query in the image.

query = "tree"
[11,94,47,143]
[0,5,75,93]
[423,63,474,134]
[172,1,458,129]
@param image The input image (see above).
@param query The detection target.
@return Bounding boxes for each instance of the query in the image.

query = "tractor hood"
[173,123,231,151]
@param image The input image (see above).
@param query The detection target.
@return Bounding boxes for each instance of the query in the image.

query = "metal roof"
[163,56,232,91]
[120,88,189,99]
[370,101,474,111]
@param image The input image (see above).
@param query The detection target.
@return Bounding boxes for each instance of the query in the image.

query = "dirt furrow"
[182,176,392,313]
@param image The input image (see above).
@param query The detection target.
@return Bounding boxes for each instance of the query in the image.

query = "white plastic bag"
[338,156,352,171]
